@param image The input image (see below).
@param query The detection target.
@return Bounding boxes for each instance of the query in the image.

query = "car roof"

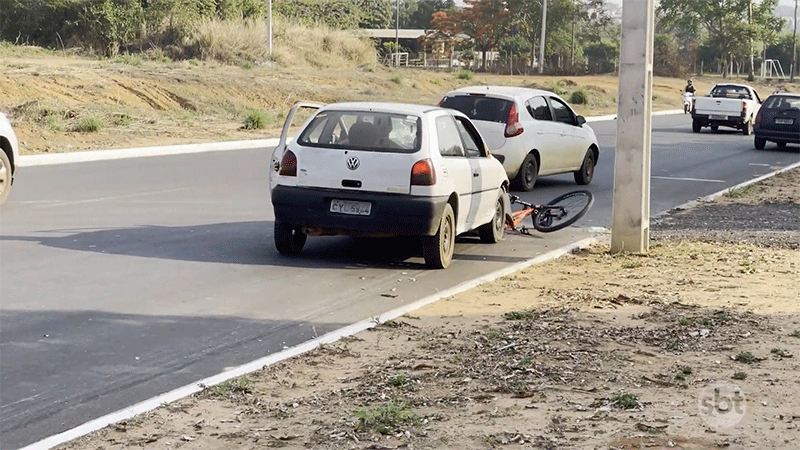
[446,85,556,100]
[320,102,441,116]
[712,83,753,89]
[767,92,800,98]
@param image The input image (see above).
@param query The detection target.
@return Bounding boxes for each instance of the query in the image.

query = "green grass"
[243,109,268,130]
[612,392,639,409]
[732,371,747,380]
[73,117,104,132]
[455,69,474,80]
[505,310,536,320]
[388,374,409,387]
[790,330,800,338]
[210,376,252,397]
[113,54,144,66]
[771,348,792,358]
[390,74,403,84]
[734,351,758,364]
[354,400,421,435]
[485,328,502,339]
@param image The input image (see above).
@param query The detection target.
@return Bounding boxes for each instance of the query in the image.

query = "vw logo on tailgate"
[346,157,360,170]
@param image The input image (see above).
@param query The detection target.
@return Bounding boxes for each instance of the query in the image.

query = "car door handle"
[473,172,479,177]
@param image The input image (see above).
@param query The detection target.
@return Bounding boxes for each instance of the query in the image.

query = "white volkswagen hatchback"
[270,101,510,269]
[439,86,599,191]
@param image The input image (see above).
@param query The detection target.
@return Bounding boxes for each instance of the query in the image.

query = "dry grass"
[195,18,268,64]
[271,19,377,68]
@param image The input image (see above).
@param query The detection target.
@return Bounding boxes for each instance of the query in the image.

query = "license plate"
[775,118,794,125]
[710,115,727,120]
[330,199,371,215]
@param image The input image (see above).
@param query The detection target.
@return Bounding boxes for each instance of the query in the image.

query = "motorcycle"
[682,92,694,114]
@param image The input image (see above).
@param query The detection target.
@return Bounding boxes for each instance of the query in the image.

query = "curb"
[20,233,606,450]
[18,110,684,167]
[17,138,279,167]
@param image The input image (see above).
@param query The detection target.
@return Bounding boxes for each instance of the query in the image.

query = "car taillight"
[692,98,696,111]
[504,103,524,137]
[755,110,762,124]
[279,150,297,176]
[741,102,748,116]
[411,159,436,186]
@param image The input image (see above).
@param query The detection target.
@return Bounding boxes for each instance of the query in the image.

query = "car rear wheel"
[742,120,753,135]
[478,192,505,243]
[573,149,595,185]
[692,119,701,133]
[423,203,455,269]
[274,221,307,254]
[754,136,766,150]
[0,151,11,205]
[513,153,538,192]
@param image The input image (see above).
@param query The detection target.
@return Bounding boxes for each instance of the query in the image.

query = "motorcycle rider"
[684,79,696,94]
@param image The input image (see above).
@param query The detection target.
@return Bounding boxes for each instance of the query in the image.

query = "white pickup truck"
[691,83,762,135]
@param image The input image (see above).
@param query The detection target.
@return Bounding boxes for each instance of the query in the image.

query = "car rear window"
[762,95,800,110]
[709,85,752,99]
[439,95,513,124]
[297,110,421,153]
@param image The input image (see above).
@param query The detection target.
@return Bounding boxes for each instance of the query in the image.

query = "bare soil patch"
[3,46,800,155]
[55,169,800,449]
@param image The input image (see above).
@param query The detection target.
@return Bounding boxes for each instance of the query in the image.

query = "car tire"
[274,221,307,254]
[423,203,455,269]
[710,125,719,132]
[754,136,766,150]
[478,191,505,243]
[742,120,753,135]
[777,141,787,148]
[0,150,11,205]
[692,119,701,133]
[573,149,595,185]
[512,153,538,192]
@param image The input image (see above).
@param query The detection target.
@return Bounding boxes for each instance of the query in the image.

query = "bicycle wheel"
[533,190,594,233]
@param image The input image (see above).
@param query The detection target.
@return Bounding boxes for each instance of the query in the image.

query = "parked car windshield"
[439,95,513,124]
[297,110,421,153]
[762,95,800,110]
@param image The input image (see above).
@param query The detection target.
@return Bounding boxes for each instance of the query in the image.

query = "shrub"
[243,110,268,129]
[570,89,589,105]
[74,116,104,132]
[195,18,266,64]
[456,69,474,80]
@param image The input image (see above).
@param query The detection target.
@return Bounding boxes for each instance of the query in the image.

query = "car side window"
[526,96,552,121]
[453,117,484,158]
[436,116,466,157]
[549,97,575,125]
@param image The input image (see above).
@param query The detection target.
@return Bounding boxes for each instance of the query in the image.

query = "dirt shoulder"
[3,46,800,155]
[55,170,800,449]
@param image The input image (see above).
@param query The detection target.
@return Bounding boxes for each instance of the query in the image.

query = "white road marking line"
[749,163,770,167]
[652,176,725,183]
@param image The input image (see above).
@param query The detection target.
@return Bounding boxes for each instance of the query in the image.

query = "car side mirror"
[576,115,586,126]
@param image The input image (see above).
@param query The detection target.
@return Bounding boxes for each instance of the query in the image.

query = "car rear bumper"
[754,127,800,143]
[692,113,746,127]
[271,186,447,237]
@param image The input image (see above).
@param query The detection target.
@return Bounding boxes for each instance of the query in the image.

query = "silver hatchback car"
[439,86,599,191]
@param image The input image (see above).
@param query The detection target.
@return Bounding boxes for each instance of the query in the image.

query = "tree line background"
[0,0,796,78]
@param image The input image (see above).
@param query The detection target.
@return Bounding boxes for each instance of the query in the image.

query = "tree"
[404,0,455,29]
[658,0,785,78]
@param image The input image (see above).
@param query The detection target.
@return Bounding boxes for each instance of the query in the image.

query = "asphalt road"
[2,114,799,448]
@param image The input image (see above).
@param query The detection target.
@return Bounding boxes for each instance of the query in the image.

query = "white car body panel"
[438,86,599,188]
[271,101,509,242]
[0,112,20,203]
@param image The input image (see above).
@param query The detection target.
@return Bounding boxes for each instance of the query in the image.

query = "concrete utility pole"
[792,0,798,82]
[395,0,400,66]
[538,0,548,73]
[266,0,273,56]
[610,0,655,254]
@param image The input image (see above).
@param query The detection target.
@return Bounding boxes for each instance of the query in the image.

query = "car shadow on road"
[1,221,528,270]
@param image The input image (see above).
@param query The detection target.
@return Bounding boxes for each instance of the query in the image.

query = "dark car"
[753,93,800,150]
